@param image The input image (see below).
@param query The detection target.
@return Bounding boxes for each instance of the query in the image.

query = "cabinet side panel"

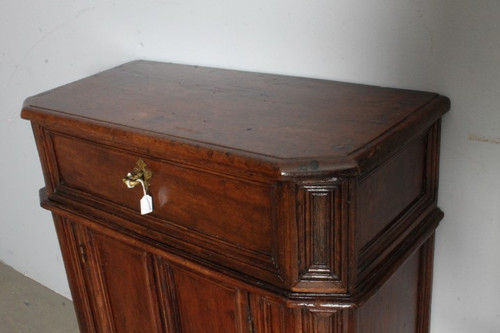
[356,135,426,253]
[357,246,421,333]
[416,235,435,333]
[31,124,59,194]
[52,215,97,333]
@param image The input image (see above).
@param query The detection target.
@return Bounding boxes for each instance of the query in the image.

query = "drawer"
[46,131,283,283]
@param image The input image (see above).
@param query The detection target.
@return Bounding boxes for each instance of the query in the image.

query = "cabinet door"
[55,217,165,332]
[54,215,255,333]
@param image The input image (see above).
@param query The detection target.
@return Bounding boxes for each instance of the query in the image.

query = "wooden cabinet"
[22,61,449,332]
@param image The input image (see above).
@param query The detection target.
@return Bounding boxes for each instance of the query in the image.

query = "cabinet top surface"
[22,61,449,171]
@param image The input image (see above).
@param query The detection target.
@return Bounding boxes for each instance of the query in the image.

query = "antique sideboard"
[22,61,449,332]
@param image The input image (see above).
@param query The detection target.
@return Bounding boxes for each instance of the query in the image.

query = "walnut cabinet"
[22,61,450,332]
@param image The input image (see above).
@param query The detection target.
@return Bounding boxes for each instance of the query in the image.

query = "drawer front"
[47,132,281,281]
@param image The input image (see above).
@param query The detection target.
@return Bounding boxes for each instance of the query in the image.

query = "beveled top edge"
[22,60,450,179]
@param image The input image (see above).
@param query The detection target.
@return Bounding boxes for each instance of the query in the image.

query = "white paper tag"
[140,194,153,215]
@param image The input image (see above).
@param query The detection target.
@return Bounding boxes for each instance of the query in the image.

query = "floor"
[0,261,79,332]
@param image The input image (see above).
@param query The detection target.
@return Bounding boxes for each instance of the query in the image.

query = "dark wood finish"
[22,61,449,332]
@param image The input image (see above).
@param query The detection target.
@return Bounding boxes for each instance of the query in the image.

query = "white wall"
[1,1,499,331]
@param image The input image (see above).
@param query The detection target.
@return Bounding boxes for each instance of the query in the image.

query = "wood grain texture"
[22,60,450,177]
